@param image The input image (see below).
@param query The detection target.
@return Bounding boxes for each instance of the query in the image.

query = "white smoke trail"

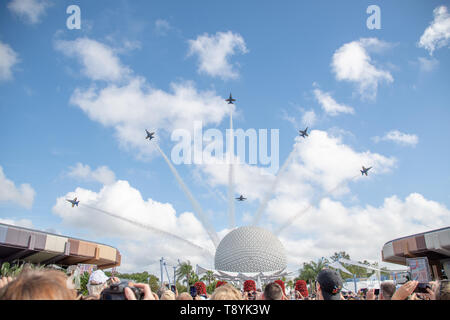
[252,144,298,226]
[274,174,360,235]
[228,109,235,230]
[154,143,220,248]
[81,203,215,258]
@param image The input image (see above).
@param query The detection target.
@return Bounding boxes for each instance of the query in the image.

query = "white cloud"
[276,193,450,267]
[0,166,35,209]
[302,110,317,127]
[187,31,248,80]
[52,180,216,272]
[331,38,393,100]
[373,130,419,147]
[7,0,50,24]
[418,6,450,55]
[55,38,132,82]
[417,57,439,72]
[0,218,33,228]
[154,19,171,36]
[313,89,355,116]
[0,41,19,81]
[67,163,116,185]
[55,37,233,158]
[199,129,396,204]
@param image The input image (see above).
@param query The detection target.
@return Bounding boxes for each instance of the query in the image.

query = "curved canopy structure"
[0,223,121,269]
[382,226,450,279]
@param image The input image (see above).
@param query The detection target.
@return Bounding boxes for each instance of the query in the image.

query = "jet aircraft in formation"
[361,166,372,176]
[235,195,247,201]
[226,93,236,104]
[66,197,79,207]
[145,130,155,140]
[299,127,309,138]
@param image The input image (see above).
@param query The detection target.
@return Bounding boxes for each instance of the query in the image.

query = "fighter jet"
[360,166,372,176]
[299,127,309,138]
[235,195,247,201]
[225,93,236,104]
[145,129,155,140]
[66,197,79,207]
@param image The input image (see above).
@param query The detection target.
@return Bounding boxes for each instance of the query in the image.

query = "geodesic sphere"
[214,226,287,272]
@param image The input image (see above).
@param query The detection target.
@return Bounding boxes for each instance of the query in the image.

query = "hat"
[88,270,109,285]
[316,269,343,300]
[243,280,256,292]
[274,280,286,295]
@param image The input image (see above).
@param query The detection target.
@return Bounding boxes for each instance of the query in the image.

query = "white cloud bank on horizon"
[7,0,51,24]
[373,130,419,147]
[0,41,19,81]
[187,31,248,80]
[0,165,35,209]
[52,179,218,273]
[331,38,393,100]
[418,6,450,55]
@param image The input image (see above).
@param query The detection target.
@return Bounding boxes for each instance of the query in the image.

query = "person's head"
[263,282,283,300]
[211,283,242,300]
[0,269,77,300]
[194,281,207,296]
[243,280,256,293]
[87,270,109,297]
[274,280,286,296]
[176,292,193,300]
[215,280,227,289]
[380,281,396,300]
[295,280,309,298]
[160,289,176,300]
[316,269,343,300]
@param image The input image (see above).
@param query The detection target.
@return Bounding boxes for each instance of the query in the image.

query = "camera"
[414,283,431,294]
[374,288,379,295]
[100,281,144,300]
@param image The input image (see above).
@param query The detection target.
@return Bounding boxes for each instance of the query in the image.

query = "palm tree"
[201,270,215,286]
[297,257,328,287]
[176,261,193,287]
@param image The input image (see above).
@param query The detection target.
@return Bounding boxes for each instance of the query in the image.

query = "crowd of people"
[0,266,448,301]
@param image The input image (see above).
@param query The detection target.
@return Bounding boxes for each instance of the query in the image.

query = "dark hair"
[380,281,396,300]
[264,282,283,300]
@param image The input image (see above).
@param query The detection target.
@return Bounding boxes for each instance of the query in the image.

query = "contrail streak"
[274,174,360,235]
[81,203,215,258]
[154,143,220,248]
[252,145,297,226]
[228,109,235,230]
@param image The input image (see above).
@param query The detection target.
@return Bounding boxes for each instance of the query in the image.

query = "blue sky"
[1,0,449,273]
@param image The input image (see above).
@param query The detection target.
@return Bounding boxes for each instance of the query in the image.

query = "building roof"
[381,226,450,265]
[0,222,121,269]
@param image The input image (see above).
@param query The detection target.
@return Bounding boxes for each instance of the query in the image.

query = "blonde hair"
[160,289,176,300]
[211,283,242,300]
[176,292,193,300]
[0,269,77,300]
[87,282,108,297]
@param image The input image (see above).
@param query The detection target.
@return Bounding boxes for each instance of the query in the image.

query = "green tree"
[201,270,215,286]
[79,271,90,296]
[298,257,328,282]
[176,261,193,286]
